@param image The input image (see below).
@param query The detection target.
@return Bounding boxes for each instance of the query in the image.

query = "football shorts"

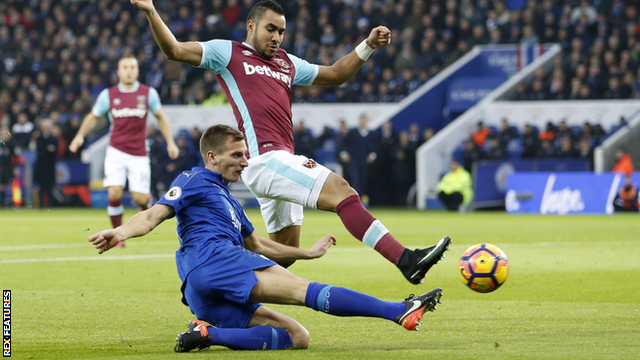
[241,150,331,233]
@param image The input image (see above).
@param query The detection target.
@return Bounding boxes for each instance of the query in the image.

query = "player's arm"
[244,231,336,262]
[155,109,180,159]
[88,204,174,254]
[131,0,202,67]
[68,112,100,153]
[313,26,391,86]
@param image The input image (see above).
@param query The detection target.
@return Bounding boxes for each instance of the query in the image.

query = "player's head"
[116,57,139,86]
[246,0,286,59]
[201,125,248,184]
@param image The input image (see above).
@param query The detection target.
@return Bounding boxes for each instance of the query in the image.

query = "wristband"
[355,40,374,61]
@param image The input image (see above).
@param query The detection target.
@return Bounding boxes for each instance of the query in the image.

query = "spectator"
[555,136,578,158]
[472,121,491,148]
[485,137,508,160]
[578,138,594,170]
[11,113,34,150]
[612,148,634,174]
[0,126,16,208]
[536,139,556,158]
[437,160,473,212]
[391,131,416,207]
[521,124,540,159]
[34,119,58,208]
[369,121,397,206]
[613,175,639,212]
[539,121,556,142]
[340,114,376,199]
[293,120,316,159]
[462,139,484,173]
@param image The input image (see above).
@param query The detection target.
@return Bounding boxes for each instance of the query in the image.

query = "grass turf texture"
[1,208,639,360]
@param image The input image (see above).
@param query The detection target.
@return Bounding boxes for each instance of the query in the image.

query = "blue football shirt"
[157,167,255,283]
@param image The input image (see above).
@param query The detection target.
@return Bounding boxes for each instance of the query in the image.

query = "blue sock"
[209,326,292,350]
[304,282,405,321]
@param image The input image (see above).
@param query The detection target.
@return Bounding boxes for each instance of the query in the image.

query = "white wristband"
[355,40,374,61]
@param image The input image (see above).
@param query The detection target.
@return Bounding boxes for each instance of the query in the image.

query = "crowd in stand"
[1,0,639,207]
[2,0,640,140]
[458,116,629,173]
[511,0,640,100]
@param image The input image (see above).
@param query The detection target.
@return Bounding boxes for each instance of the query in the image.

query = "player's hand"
[366,26,391,49]
[167,142,180,159]
[68,136,84,153]
[88,229,124,254]
[307,234,337,259]
[130,0,155,13]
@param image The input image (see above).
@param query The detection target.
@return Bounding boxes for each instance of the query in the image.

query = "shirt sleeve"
[92,89,110,117]
[148,87,162,114]
[197,39,233,73]
[157,173,205,214]
[239,209,254,238]
[289,53,319,86]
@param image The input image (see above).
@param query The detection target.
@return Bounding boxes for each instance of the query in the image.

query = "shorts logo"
[302,159,317,169]
[164,186,182,201]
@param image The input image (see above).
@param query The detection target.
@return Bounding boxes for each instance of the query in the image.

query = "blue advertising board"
[474,159,588,208]
[505,172,640,215]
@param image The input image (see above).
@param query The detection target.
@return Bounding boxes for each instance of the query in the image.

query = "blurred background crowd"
[0,0,638,207]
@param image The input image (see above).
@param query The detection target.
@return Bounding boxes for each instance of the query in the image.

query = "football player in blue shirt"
[88,124,443,352]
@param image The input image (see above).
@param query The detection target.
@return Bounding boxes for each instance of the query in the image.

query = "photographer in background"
[613,175,639,212]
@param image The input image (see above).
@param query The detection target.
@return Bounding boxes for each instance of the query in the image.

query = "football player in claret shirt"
[88,124,444,352]
[70,57,179,245]
[131,0,451,283]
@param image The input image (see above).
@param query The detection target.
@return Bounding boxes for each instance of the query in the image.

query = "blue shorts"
[183,243,277,329]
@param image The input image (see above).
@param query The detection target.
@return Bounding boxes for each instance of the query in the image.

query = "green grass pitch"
[1,208,639,359]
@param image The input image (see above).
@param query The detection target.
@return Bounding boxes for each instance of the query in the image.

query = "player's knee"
[288,327,310,349]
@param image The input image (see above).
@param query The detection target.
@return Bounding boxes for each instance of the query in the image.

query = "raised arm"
[313,26,391,86]
[88,204,174,254]
[244,231,336,263]
[131,0,203,67]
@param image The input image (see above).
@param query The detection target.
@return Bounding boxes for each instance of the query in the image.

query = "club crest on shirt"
[302,159,317,169]
[242,50,252,56]
[164,186,182,201]
[274,58,290,72]
[113,98,121,105]
[137,95,147,109]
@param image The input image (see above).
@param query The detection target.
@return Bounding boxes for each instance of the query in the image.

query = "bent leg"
[317,172,406,265]
[247,306,310,349]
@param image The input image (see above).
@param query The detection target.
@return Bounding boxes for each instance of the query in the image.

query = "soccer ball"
[459,243,509,293]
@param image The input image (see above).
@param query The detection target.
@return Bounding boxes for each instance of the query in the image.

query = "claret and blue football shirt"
[197,40,319,158]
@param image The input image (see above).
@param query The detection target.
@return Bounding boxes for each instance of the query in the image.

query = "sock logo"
[324,291,330,313]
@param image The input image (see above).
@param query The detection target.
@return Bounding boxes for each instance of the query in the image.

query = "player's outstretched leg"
[396,236,452,284]
[175,320,294,352]
[304,282,443,331]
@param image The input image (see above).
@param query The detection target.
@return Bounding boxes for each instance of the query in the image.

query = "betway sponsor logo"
[243,62,291,87]
[540,174,584,215]
[111,108,147,118]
